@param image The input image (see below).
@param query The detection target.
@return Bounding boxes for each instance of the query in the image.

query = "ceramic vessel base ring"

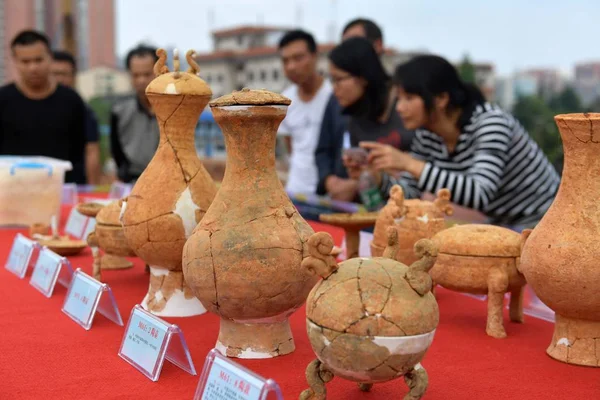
[215,318,295,359]
[547,314,600,367]
[141,267,207,317]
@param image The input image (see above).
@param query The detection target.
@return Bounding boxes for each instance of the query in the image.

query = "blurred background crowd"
[0,0,597,228]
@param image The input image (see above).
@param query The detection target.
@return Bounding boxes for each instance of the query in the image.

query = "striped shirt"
[381,102,560,227]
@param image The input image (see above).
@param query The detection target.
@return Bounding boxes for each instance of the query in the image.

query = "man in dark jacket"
[315,18,385,201]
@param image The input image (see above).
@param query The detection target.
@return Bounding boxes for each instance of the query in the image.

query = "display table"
[0,212,597,399]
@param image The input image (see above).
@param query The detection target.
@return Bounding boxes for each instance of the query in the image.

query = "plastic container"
[0,156,72,227]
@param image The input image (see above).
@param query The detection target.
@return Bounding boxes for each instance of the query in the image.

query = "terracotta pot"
[371,185,453,264]
[94,200,136,258]
[183,88,317,359]
[121,49,218,317]
[431,224,526,338]
[520,113,600,367]
[299,228,438,399]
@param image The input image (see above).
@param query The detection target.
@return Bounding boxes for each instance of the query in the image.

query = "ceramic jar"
[121,49,218,317]
[371,185,453,264]
[183,89,317,359]
[520,113,600,367]
[300,228,438,400]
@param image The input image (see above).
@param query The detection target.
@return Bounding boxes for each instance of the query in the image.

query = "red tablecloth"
[0,211,598,399]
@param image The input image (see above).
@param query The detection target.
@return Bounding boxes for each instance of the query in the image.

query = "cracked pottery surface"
[431,224,526,339]
[121,49,217,317]
[520,113,600,367]
[182,88,317,359]
[300,228,438,399]
[371,185,453,265]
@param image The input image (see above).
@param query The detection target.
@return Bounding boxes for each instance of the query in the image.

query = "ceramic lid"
[209,88,291,107]
[306,257,439,337]
[96,201,123,226]
[432,224,522,257]
[146,49,212,97]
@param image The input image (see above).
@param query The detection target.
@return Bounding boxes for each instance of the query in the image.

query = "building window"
[273,69,279,81]
[217,74,223,83]
[260,70,266,81]
[206,74,212,83]
[247,71,254,81]
[237,36,243,45]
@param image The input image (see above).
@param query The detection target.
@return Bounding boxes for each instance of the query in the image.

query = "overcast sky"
[116,0,599,77]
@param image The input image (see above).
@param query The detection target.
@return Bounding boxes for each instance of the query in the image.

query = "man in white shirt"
[277,30,332,195]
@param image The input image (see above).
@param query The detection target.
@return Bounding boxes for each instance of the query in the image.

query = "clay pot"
[121,49,218,317]
[182,88,317,359]
[77,201,134,281]
[299,228,438,400]
[520,113,600,367]
[94,200,136,258]
[371,185,453,264]
[431,224,526,338]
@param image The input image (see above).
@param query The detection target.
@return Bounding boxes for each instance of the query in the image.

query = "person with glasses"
[327,37,415,202]
[315,18,390,201]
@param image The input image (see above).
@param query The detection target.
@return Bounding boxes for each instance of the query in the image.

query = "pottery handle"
[382,227,399,260]
[434,188,454,216]
[153,48,170,76]
[406,239,438,296]
[301,232,339,279]
[186,50,201,75]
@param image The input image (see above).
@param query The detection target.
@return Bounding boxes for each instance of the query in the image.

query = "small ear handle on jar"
[434,188,454,216]
[406,239,438,296]
[302,232,339,279]
[383,226,399,260]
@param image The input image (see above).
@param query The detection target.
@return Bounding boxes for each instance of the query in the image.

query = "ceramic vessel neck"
[211,105,286,179]
[148,94,209,149]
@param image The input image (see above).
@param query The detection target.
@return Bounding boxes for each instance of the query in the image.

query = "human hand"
[342,151,366,180]
[325,176,359,202]
[360,141,426,179]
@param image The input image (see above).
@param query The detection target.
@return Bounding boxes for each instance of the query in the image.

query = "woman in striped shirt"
[347,55,560,230]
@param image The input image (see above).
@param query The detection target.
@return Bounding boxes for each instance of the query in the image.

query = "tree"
[512,95,563,173]
[458,54,476,84]
[548,86,582,114]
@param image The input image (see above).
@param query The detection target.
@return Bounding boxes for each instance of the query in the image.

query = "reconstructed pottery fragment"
[431,224,526,338]
[371,185,453,264]
[121,49,218,317]
[520,113,600,367]
[300,227,438,400]
[78,200,135,281]
[183,88,317,359]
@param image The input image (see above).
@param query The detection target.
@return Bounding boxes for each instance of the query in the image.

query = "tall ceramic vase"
[183,88,317,359]
[520,113,600,367]
[121,49,218,317]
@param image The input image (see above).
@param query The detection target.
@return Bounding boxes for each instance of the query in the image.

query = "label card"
[64,208,89,239]
[195,348,283,400]
[62,268,123,330]
[118,305,196,381]
[5,233,39,278]
[109,182,133,200]
[29,247,74,297]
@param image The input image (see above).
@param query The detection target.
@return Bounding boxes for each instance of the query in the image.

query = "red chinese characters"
[235,379,251,395]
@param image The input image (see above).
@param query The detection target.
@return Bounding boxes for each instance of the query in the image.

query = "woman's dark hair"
[393,55,486,128]
[328,37,390,121]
